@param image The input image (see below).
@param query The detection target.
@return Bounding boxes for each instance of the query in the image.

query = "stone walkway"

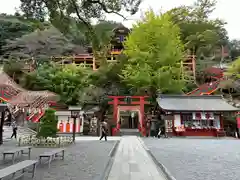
[107,136,167,180]
[75,136,121,141]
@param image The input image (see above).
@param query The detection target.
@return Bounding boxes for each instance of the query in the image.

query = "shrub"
[37,109,58,138]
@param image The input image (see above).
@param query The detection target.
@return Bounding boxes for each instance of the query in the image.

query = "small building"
[157,95,239,137]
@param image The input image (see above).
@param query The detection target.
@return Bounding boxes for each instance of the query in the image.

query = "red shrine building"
[157,95,239,137]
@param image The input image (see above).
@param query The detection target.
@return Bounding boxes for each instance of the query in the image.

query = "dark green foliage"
[37,109,58,138]
[0,14,35,55]
[19,0,142,50]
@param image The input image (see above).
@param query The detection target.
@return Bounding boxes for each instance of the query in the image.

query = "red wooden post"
[139,97,145,136]
[108,96,149,136]
[113,97,118,123]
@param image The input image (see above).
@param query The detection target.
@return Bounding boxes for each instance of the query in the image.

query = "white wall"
[174,114,181,127]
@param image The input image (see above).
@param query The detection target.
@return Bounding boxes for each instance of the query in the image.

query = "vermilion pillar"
[113,97,118,124]
[108,96,149,136]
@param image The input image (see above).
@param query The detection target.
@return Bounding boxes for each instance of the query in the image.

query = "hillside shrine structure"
[108,96,150,136]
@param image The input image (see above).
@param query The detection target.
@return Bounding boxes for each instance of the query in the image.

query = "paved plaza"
[143,138,240,180]
[2,136,239,180]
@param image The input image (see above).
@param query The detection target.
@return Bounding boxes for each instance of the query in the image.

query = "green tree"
[3,59,24,82]
[37,108,58,138]
[23,63,90,105]
[0,14,35,55]
[167,0,228,57]
[19,0,142,50]
[225,58,240,80]
[229,39,240,60]
[121,11,186,97]
[2,27,85,61]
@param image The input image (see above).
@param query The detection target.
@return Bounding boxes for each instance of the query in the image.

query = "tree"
[19,0,142,49]
[3,59,24,82]
[167,0,228,57]
[121,11,186,97]
[0,14,35,55]
[22,63,90,105]
[225,58,240,80]
[37,108,58,138]
[2,27,85,61]
[229,39,240,60]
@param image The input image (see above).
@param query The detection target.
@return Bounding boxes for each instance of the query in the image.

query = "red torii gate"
[108,96,150,136]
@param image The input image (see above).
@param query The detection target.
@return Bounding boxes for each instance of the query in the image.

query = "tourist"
[157,128,161,138]
[99,120,108,141]
[10,120,17,139]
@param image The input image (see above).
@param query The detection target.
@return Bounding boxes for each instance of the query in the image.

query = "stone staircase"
[3,125,36,141]
[119,129,140,136]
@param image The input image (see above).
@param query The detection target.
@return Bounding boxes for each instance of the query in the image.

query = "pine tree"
[37,109,58,138]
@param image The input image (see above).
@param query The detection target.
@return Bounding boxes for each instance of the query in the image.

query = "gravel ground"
[0,140,116,180]
[143,138,240,180]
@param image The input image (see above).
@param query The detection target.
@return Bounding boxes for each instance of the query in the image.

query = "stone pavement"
[143,138,240,180]
[0,140,116,180]
[107,136,167,180]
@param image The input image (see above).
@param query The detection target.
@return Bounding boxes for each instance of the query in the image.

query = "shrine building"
[157,95,239,137]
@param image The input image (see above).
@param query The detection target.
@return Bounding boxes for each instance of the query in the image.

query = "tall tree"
[2,27,85,61]
[22,63,91,105]
[19,0,142,50]
[229,39,240,60]
[121,11,186,97]
[167,0,228,57]
[0,14,35,55]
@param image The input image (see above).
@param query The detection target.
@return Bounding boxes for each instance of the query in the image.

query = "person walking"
[99,120,108,141]
[10,120,17,139]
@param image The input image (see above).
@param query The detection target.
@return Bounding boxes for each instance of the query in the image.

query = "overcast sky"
[1,0,239,40]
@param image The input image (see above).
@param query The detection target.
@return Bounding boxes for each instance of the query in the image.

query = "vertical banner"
[59,121,64,132]
[66,119,70,133]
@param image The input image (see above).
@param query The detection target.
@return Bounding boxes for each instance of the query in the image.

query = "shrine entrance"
[118,106,140,129]
[108,96,149,136]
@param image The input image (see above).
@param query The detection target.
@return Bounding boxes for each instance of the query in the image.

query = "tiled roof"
[157,95,239,112]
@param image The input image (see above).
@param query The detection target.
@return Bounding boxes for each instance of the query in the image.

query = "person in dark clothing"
[99,121,108,141]
[10,121,17,139]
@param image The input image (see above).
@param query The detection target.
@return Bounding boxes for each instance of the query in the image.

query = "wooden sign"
[165,120,173,132]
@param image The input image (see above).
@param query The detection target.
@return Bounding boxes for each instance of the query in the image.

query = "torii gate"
[108,96,150,136]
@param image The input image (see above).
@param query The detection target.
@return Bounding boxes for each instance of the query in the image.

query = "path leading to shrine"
[107,136,167,180]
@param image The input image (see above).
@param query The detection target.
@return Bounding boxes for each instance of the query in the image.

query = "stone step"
[3,126,36,141]
[119,128,140,136]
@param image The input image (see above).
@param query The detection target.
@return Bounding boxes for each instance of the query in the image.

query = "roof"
[157,95,239,112]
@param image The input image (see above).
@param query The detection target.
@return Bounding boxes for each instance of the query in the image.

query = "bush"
[37,109,58,138]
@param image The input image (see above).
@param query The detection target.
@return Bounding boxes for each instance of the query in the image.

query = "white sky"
[1,0,239,40]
